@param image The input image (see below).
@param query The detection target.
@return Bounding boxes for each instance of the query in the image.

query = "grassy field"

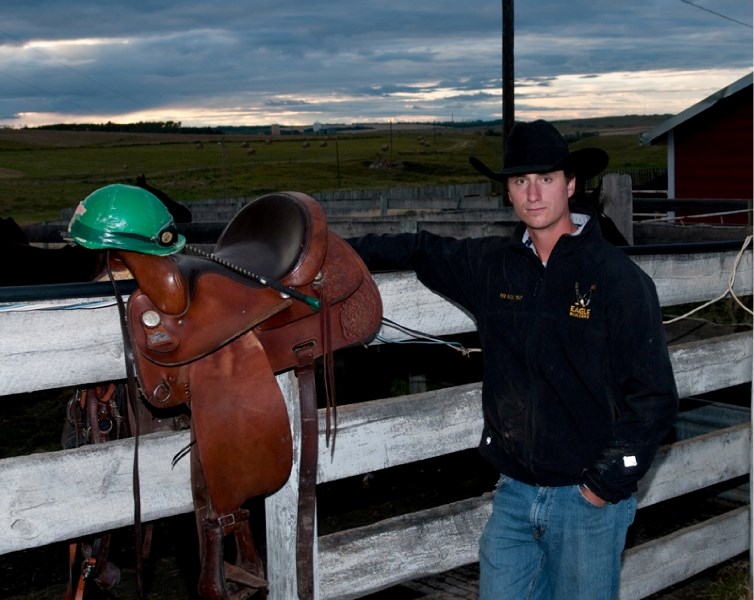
[0,116,668,223]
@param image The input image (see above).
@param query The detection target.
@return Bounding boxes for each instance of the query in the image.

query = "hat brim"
[68,220,186,255]
[565,147,609,180]
[470,147,608,182]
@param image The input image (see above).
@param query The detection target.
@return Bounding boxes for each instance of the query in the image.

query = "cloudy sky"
[0,1,751,128]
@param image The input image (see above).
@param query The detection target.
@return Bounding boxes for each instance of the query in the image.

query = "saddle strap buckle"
[215,509,250,534]
[293,340,317,368]
[152,380,171,404]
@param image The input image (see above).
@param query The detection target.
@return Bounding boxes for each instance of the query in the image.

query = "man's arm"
[582,272,679,504]
[347,233,420,272]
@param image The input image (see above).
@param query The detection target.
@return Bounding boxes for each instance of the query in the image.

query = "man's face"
[506,171,576,234]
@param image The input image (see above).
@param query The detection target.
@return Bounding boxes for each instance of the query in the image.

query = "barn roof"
[640,72,753,146]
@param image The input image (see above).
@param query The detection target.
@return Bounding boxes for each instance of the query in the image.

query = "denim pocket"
[625,495,637,526]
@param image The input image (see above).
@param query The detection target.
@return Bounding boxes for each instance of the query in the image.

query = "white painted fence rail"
[0,245,752,599]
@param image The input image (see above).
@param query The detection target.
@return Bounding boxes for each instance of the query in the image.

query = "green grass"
[0,119,668,223]
[570,135,664,169]
[704,560,751,600]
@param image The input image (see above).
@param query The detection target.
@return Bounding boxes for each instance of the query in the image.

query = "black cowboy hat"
[469,119,609,181]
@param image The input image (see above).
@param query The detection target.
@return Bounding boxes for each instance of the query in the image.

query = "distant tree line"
[438,119,503,130]
[32,121,223,134]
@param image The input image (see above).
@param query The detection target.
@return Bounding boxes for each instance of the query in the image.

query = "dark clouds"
[0,0,750,126]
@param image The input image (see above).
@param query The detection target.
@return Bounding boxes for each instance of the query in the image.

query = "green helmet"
[68,184,185,255]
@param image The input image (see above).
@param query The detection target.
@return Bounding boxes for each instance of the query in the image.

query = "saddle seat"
[213,190,327,287]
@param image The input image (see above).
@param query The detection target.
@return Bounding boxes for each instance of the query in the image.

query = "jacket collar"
[515,206,598,259]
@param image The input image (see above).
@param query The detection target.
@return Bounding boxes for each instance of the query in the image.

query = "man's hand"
[579,484,608,507]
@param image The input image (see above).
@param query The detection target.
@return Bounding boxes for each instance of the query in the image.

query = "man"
[348,120,678,599]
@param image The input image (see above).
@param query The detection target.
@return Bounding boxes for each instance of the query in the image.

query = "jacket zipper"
[525,260,546,472]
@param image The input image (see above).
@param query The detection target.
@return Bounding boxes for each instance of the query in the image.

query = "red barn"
[641,72,753,225]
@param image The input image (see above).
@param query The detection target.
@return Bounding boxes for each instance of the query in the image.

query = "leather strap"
[65,542,81,600]
[294,343,318,600]
[319,288,337,447]
[74,559,93,600]
[107,256,146,598]
[192,442,269,600]
[64,544,106,600]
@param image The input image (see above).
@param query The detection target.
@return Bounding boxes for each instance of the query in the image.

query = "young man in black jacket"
[348,120,679,599]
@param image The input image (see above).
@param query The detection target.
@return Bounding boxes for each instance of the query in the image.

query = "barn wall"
[673,86,753,218]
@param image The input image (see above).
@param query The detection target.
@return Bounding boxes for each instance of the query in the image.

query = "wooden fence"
[0,243,752,599]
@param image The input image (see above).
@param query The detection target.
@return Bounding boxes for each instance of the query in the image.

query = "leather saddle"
[114,191,382,599]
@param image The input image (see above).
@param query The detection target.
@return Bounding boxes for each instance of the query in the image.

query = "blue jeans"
[479,475,636,600]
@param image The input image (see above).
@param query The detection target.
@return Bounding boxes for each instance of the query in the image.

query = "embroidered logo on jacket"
[569,282,597,319]
[499,291,523,302]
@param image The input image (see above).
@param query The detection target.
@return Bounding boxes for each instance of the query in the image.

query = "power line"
[0,28,127,97]
[0,69,55,97]
[680,0,753,29]
[0,28,141,123]
[0,69,115,122]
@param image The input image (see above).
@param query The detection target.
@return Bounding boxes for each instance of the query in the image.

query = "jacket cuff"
[582,469,633,505]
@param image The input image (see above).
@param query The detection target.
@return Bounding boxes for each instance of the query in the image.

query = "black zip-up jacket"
[349,209,679,503]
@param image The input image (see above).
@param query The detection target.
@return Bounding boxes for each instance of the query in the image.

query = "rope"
[638,207,753,224]
[0,299,116,312]
[663,235,753,324]
[378,317,482,356]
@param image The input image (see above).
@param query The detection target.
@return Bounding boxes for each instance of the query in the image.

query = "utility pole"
[502,0,515,147]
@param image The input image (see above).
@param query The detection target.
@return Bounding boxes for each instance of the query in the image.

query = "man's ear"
[567,176,577,198]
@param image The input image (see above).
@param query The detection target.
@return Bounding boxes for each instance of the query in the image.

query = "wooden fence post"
[601,173,634,245]
[265,371,320,599]
[380,194,388,216]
